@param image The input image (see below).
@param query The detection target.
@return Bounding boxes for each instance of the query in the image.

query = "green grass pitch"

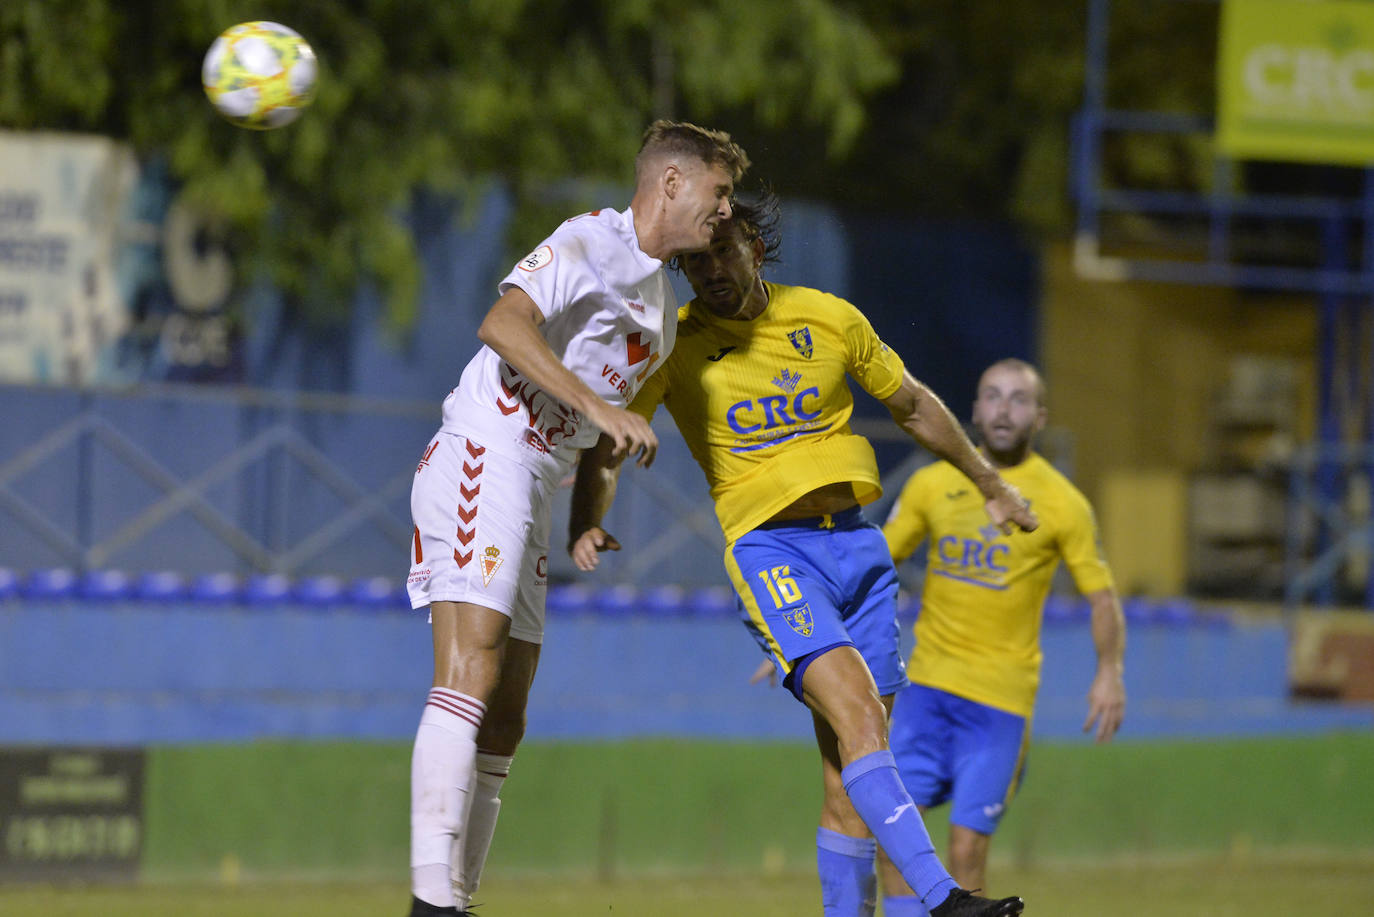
[5,857,1373,916]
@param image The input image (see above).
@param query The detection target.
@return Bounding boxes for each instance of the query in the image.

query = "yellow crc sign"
[1217,0,1374,165]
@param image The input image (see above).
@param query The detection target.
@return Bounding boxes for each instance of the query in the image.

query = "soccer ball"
[202,21,318,130]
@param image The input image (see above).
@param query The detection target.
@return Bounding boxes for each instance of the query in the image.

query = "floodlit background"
[0,1,1371,914]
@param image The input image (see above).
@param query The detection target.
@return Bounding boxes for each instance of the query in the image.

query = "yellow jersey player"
[570,193,1035,917]
[877,359,1127,917]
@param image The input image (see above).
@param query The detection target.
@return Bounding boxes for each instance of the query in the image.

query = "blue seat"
[546,583,594,616]
[346,576,403,609]
[134,570,189,602]
[1123,597,1157,625]
[1155,598,1196,627]
[0,567,18,601]
[21,568,78,600]
[78,569,134,602]
[594,584,639,617]
[641,584,687,617]
[242,573,291,606]
[293,575,345,608]
[684,586,735,618]
[189,572,240,604]
[1042,594,1087,625]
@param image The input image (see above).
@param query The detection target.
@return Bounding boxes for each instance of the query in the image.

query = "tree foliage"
[0,0,897,328]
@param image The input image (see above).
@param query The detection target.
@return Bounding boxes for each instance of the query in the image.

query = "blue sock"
[816,827,877,917]
[840,750,957,909]
[883,895,929,917]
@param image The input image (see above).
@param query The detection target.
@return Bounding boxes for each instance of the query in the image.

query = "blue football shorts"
[724,505,906,702]
[888,682,1031,835]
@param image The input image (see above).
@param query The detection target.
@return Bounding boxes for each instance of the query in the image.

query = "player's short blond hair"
[635,120,751,186]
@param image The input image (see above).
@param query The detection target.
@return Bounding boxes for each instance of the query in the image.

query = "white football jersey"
[440,205,678,482]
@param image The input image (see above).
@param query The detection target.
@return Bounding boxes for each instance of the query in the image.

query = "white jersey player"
[404,121,750,917]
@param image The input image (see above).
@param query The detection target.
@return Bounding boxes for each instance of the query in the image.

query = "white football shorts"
[406,432,550,644]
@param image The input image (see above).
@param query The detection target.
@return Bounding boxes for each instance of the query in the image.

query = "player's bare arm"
[881,371,1038,534]
[568,433,625,571]
[477,287,659,467]
[1083,587,1127,742]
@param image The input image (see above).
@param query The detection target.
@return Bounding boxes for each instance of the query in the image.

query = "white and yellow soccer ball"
[202,21,318,130]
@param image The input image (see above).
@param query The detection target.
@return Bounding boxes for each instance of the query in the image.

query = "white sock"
[451,751,513,908]
[410,688,485,908]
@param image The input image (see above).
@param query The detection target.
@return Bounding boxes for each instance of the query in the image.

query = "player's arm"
[882,473,929,564]
[1083,587,1126,742]
[478,287,657,467]
[880,371,1038,533]
[567,433,625,571]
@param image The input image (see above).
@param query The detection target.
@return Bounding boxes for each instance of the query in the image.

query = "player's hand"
[1084,665,1125,743]
[588,403,658,468]
[749,659,777,688]
[984,479,1038,535]
[569,525,621,572]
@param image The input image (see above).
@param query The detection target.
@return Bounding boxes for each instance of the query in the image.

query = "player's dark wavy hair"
[670,185,783,272]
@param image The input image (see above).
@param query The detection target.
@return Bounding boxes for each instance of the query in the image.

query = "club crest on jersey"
[787,327,814,359]
[782,603,814,637]
[771,368,802,394]
[517,245,553,272]
[480,545,504,586]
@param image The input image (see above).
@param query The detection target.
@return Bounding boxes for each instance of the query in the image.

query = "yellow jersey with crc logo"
[883,453,1115,716]
[629,282,905,543]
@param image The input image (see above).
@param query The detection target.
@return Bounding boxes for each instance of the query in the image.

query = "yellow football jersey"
[883,452,1115,717]
[630,282,905,543]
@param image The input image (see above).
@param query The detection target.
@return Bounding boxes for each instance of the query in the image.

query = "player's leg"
[411,600,508,914]
[947,825,992,892]
[800,647,959,909]
[813,710,879,917]
[942,694,1030,894]
[879,682,956,916]
[449,478,553,910]
[451,635,540,910]
[406,433,541,915]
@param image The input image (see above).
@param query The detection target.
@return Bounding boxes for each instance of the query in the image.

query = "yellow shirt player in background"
[877,359,1127,917]
[569,193,1035,917]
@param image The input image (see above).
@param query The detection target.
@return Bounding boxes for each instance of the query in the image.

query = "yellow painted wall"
[1038,241,1318,594]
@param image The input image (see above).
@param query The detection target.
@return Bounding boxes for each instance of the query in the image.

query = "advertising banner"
[1217,0,1374,165]
[0,747,144,882]
[0,132,137,383]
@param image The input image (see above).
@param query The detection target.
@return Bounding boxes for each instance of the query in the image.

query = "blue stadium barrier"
[2,585,1372,744]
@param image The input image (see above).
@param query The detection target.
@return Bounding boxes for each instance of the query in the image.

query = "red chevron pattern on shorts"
[454,438,484,568]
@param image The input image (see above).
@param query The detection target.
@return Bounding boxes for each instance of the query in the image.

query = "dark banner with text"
[0,747,144,883]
